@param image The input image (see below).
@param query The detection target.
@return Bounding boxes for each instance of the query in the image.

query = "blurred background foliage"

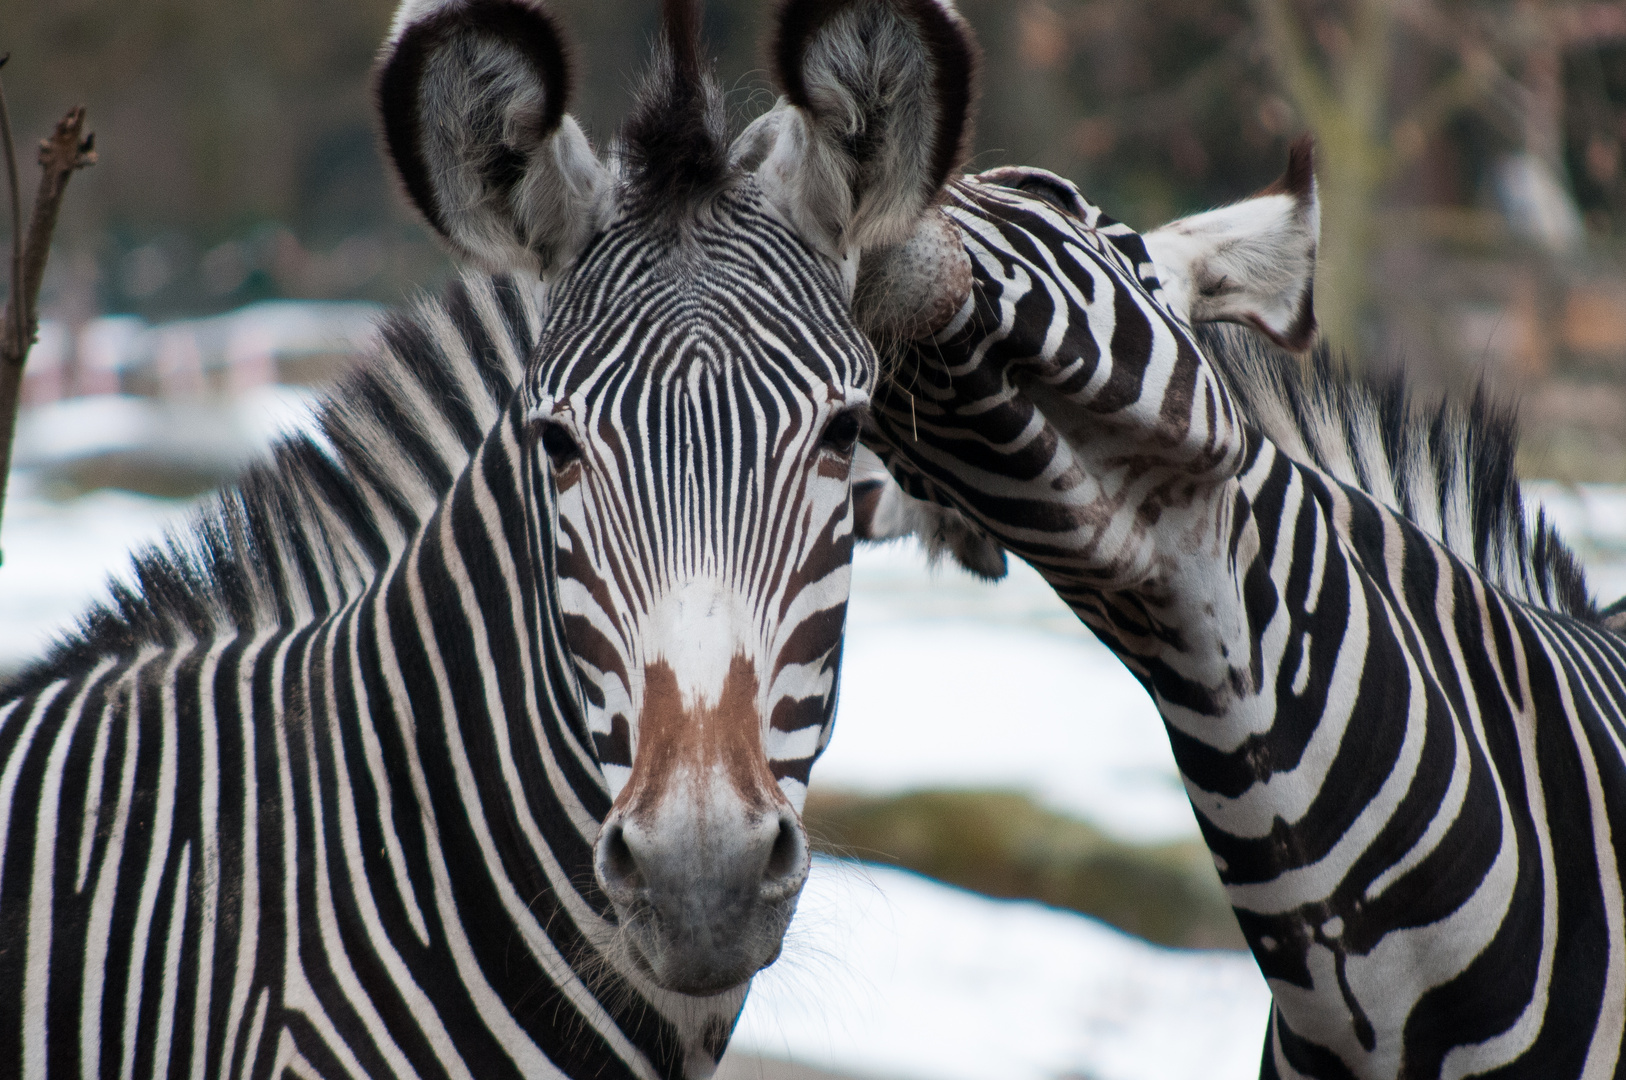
[10,1,1626,332]
[4,0,1299,328]
[8,0,1626,431]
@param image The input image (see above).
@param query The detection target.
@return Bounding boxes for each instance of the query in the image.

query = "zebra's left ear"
[737,0,979,265]
[1143,135,1319,352]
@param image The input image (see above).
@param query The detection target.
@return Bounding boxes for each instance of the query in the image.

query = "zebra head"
[377,0,976,997]
[856,145,1321,587]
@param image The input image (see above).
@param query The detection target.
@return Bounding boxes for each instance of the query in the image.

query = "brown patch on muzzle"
[614,655,784,820]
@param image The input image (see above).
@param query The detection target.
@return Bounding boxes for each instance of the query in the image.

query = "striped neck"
[866,171,1625,1078]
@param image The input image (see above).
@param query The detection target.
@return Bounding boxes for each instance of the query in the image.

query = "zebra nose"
[758,809,810,901]
[596,819,643,899]
[593,808,809,907]
[593,806,810,994]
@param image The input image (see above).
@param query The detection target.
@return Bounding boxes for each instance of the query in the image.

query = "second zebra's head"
[377,0,977,996]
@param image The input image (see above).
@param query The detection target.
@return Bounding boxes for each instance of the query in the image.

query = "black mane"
[619,0,732,216]
[2,276,540,698]
[1197,324,1598,622]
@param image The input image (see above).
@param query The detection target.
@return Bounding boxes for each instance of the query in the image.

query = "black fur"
[1260,133,1315,200]
[1196,324,1600,623]
[619,0,732,215]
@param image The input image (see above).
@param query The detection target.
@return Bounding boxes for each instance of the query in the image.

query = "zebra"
[853,141,1626,1077]
[0,0,990,1076]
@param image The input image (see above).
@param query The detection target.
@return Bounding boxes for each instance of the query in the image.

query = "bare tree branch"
[0,73,96,564]
[1,56,21,370]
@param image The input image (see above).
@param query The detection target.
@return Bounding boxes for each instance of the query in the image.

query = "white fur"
[749,0,971,268]
[645,578,750,716]
[1144,185,1319,348]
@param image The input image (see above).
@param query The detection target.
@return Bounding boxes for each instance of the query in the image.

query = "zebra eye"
[536,421,582,468]
[820,409,863,455]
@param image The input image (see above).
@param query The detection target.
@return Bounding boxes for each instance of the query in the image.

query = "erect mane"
[619,0,733,217]
[1196,324,1598,622]
[3,275,542,696]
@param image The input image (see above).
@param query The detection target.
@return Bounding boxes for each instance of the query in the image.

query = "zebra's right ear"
[739,0,979,265]
[1142,135,1319,352]
[376,0,614,279]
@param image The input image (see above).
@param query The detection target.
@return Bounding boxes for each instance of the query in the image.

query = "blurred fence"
[18,301,380,406]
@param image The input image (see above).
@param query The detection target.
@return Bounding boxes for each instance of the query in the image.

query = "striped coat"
[864,167,1626,1078]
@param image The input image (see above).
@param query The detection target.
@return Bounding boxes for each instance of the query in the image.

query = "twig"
[1,56,21,368]
[0,64,96,565]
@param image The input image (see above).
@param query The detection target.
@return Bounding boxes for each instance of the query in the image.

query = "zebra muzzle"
[595,799,809,996]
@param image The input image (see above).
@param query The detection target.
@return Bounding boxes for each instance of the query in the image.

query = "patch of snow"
[822,545,1189,843]
[0,385,325,670]
[11,387,324,474]
[1526,481,1626,603]
[734,858,1272,1080]
[0,478,202,666]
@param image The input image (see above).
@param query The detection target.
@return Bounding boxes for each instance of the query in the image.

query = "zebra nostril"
[597,821,642,895]
[763,811,807,891]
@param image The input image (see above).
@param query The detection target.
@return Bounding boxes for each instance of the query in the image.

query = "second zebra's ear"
[1143,135,1319,352]
[739,0,979,266]
[376,0,613,279]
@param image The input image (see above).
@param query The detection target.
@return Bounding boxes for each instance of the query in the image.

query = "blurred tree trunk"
[1250,0,1623,358]
[1250,0,1398,356]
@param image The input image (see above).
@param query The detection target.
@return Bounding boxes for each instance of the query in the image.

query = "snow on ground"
[733,858,1272,1080]
[0,478,198,664]
[10,387,323,473]
[0,388,322,668]
[1526,481,1626,604]
[822,544,1189,843]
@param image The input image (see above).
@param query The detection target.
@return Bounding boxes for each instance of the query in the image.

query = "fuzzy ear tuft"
[746,0,980,260]
[1259,133,1316,201]
[1143,134,1319,352]
[376,0,612,278]
[619,0,733,213]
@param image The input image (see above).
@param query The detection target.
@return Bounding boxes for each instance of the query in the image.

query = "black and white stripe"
[0,0,992,1071]
[0,276,691,1079]
[864,167,1626,1079]
[0,242,855,1078]
[534,194,870,794]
